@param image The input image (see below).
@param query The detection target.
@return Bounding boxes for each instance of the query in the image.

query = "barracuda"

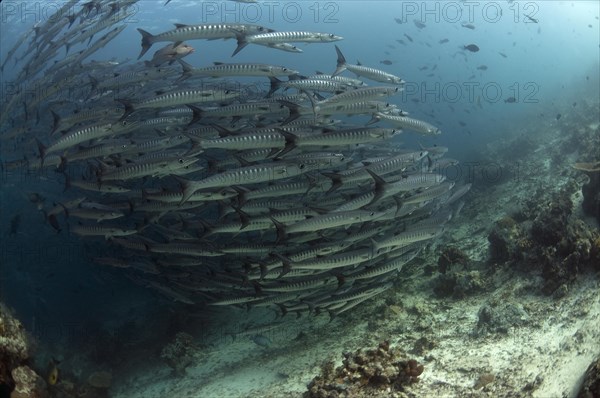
[372,112,441,135]
[175,160,316,204]
[372,226,443,252]
[137,23,272,59]
[118,89,240,120]
[71,225,138,240]
[313,86,401,113]
[100,157,199,181]
[233,30,343,56]
[333,45,405,84]
[178,60,298,81]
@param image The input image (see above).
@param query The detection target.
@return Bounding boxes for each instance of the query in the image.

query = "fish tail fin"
[50,110,61,135]
[35,138,46,166]
[186,104,204,126]
[267,76,281,97]
[271,252,292,277]
[277,100,300,125]
[370,238,381,257]
[116,99,134,121]
[270,217,287,244]
[333,45,347,76]
[273,128,297,158]
[321,172,343,194]
[172,175,195,205]
[366,113,382,126]
[365,169,386,206]
[301,90,320,121]
[137,28,155,59]
[231,30,248,57]
[177,59,193,82]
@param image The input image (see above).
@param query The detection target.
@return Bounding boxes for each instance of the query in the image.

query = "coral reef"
[160,332,201,375]
[305,341,423,398]
[577,356,600,398]
[0,302,48,398]
[572,162,600,225]
[433,246,484,298]
[475,301,529,335]
[487,187,600,295]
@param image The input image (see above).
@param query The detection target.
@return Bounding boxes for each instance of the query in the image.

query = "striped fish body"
[245,31,343,44]
[44,123,114,155]
[343,64,404,84]
[138,23,271,58]
[178,161,313,204]
[137,89,240,110]
[293,248,374,270]
[180,61,298,79]
[374,226,442,251]
[317,86,401,109]
[374,112,441,135]
[100,157,198,181]
[286,210,384,234]
[296,127,400,147]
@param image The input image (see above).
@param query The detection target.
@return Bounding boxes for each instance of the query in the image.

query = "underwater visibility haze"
[0,1,599,397]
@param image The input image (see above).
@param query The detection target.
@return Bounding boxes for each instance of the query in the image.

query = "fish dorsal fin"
[174,23,188,28]
[213,62,224,65]
[356,60,362,65]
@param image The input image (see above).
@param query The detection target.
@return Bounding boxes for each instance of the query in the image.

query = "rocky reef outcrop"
[487,186,600,295]
[305,341,423,398]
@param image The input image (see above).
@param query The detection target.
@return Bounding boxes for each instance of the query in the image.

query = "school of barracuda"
[1,0,470,318]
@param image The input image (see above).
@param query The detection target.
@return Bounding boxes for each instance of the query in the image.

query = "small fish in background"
[573,102,577,107]
[476,65,488,70]
[380,60,393,65]
[386,44,396,49]
[414,20,426,29]
[418,66,428,71]
[47,358,60,386]
[396,39,406,45]
[556,114,562,120]
[46,214,62,233]
[7,214,21,236]
[439,38,449,44]
[394,17,403,24]
[498,52,507,58]
[524,14,538,23]
[464,44,479,52]
[251,334,272,347]
[404,34,413,42]
[28,193,45,210]
[504,97,517,103]
[461,23,476,30]
[458,121,467,127]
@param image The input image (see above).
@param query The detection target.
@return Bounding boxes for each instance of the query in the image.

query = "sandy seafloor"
[105,116,600,398]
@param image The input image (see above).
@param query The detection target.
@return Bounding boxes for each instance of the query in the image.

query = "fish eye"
[329,34,335,37]
[121,120,128,125]
[178,158,184,163]
[299,164,305,169]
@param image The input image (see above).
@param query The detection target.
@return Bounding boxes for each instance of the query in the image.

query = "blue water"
[0,0,598,382]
